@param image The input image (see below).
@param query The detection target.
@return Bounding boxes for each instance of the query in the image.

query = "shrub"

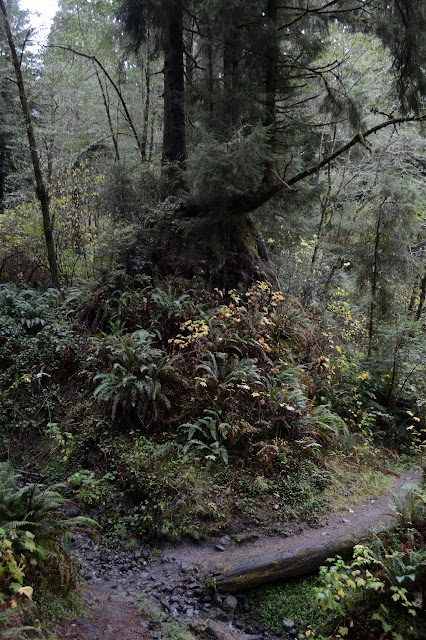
[0,462,96,636]
[311,488,426,639]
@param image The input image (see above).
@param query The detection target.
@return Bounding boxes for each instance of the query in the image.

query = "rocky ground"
[57,532,287,640]
[55,468,423,640]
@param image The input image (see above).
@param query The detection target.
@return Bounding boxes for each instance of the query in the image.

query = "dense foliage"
[0,0,424,636]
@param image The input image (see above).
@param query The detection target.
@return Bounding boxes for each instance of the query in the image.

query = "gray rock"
[282,619,295,630]
[222,595,238,612]
[215,544,226,552]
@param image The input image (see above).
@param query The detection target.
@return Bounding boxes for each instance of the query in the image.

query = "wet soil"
[55,468,423,640]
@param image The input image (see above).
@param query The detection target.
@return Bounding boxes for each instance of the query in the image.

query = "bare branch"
[48,44,143,158]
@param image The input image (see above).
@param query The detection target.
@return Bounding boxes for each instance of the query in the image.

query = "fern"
[180,410,229,465]
[308,405,346,441]
[151,286,192,318]
[93,329,178,422]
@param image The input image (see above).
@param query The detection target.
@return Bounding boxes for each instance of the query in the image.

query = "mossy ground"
[246,574,328,633]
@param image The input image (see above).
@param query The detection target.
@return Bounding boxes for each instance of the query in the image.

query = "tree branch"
[223,113,426,216]
[48,44,143,158]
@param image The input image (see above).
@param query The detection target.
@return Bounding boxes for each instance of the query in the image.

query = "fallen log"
[207,535,357,594]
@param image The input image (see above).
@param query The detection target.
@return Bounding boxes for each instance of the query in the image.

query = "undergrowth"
[0,279,424,545]
[0,462,94,638]
[247,574,329,632]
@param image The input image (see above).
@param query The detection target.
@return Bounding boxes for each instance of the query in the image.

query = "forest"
[0,0,425,638]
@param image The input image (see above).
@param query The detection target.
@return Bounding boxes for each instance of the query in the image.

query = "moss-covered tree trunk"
[139,203,275,290]
[0,0,60,289]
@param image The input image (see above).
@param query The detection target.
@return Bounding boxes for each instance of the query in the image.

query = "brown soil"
[55,585,151,640]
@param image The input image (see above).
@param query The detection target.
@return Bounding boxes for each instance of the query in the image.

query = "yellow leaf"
[17,586,33,599]
[338,626,349,637]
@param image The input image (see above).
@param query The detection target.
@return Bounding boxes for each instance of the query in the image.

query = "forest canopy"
[0,0,424,288]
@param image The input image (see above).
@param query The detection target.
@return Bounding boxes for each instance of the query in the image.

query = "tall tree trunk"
[162,0,186,193]
[0,0,60,289]
[223,10,242,128]
[263,0,278,185]
[408,274,420,313]
[367,208,382,358]
[140,43,151,162]
[0,126,5,216]
[416,271,426,320]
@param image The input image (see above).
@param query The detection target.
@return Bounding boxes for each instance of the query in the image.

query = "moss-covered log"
[208,536,357,594]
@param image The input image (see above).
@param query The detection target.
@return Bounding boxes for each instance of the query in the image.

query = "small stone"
[219,535,231,545]
[215,544,226,552]
[282,619,295,630]
[222,595,238,612]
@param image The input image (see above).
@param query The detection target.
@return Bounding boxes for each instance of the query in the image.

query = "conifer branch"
[221,113,425,216]
[285,114,425,189]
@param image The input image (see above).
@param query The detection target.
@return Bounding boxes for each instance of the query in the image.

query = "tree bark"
[416,271,426,320]
[0,0,60,289]
[140,43,151,162]
[367,207,382,358]
[162,0,186,193]
[0,126,5,215]
[263,0,279,186]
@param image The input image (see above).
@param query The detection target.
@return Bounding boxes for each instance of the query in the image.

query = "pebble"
[282,619,295,630]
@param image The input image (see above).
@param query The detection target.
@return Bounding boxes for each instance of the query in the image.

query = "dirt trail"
[168,468,423,574]
[56,467,423,640]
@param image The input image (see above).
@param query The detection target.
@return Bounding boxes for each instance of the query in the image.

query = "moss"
[246,574,328,633]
